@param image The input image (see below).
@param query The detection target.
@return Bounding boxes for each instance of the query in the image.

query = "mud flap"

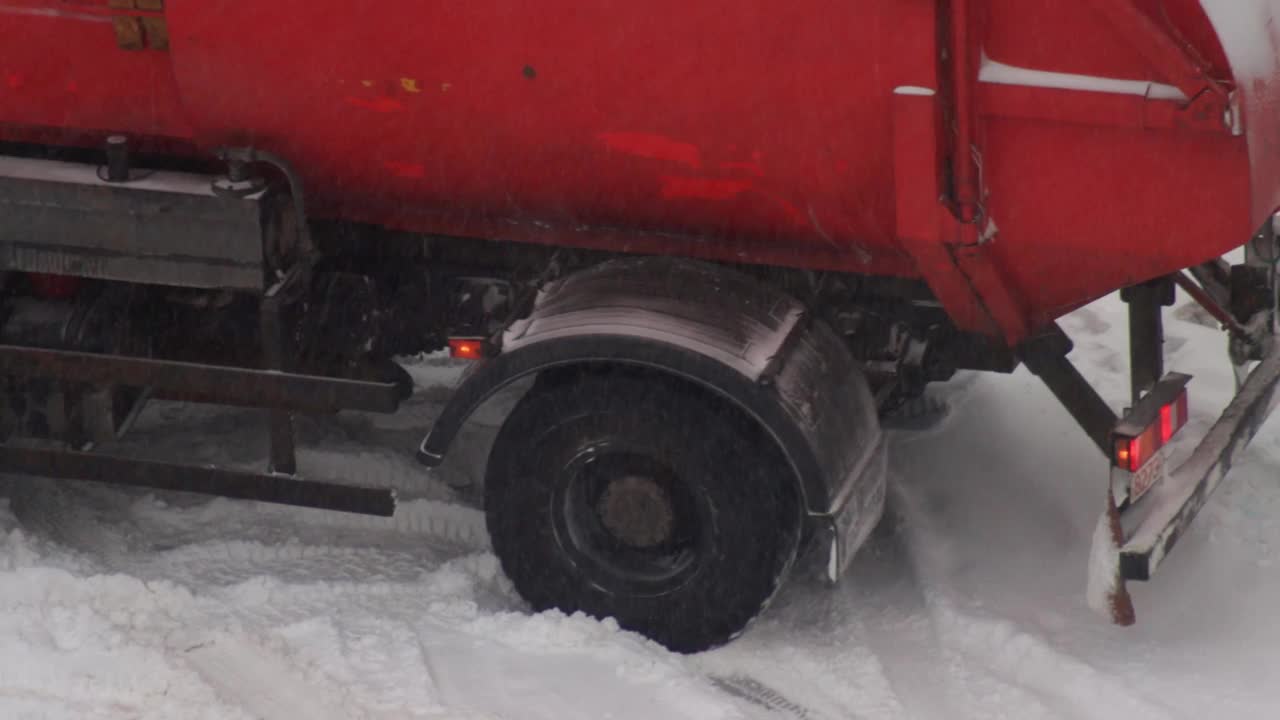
[1088,339,1280,624]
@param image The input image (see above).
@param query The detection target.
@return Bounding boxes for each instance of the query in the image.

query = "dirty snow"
[4,292,1280,719]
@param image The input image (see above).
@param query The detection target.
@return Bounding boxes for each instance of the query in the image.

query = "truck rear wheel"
[484,371,801,653]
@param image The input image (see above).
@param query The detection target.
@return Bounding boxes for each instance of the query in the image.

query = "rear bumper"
[1089,335,1280,622]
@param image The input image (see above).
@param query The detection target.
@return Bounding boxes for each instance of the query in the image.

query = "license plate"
[1129,444,1168,502]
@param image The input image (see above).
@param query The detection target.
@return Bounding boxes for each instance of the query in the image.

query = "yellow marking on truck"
[400,78,421,94]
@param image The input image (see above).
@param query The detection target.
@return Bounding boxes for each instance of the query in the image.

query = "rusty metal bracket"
[108,0,167,52]
[260,258,315,476]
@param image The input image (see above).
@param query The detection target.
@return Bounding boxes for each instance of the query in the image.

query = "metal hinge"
[108,0,168,52]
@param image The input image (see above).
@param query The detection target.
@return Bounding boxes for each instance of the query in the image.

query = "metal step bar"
[0,340,404,516]
[0,344,401,415]
[0,444,396,516]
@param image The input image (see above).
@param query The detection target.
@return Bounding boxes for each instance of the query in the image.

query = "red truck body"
[8,0,1280,650]
[3,1,1278,344]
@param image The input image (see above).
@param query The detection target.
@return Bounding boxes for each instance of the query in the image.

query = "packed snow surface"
[4,294,1280,719]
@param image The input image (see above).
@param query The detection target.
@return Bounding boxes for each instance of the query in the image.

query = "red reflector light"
[1113,387,1190,472]
[448,338,483,360]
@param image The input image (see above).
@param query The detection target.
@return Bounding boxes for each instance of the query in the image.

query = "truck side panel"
[1,1,1273,344]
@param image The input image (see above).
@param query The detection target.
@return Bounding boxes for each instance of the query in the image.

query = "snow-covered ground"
[3,292,1280,720]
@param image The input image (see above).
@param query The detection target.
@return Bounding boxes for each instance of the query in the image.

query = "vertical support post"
[259,258,314,476]
[945,0,982,224]
[1121,279,1173,405]
[260,290,296,476]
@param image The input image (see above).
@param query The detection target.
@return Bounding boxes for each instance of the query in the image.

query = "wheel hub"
[553,448,705,594]
[596,475,675,548]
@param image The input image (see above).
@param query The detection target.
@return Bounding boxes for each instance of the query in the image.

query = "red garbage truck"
[2,0,1279,651]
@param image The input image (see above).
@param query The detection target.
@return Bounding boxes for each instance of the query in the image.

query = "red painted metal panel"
[983,119,1250,325]
[0,1,190,142]
[0,0,1276,346]
[160,0,942,280]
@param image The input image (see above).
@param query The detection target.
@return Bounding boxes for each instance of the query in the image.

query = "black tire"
[485,371,802,653]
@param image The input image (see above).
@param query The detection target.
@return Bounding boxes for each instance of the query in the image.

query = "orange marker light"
[448,338,483,360]
[1116,442,1130,467]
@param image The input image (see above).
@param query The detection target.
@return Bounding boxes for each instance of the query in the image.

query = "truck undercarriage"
[1,137,1277,650]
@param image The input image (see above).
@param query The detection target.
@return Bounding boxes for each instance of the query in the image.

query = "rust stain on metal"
[108,0,166,51]
[1105,495,1137,626]
[142,17,168,49]
[108,0,145,52]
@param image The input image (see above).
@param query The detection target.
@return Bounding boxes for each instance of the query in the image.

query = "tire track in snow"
[705,489,1049,720]
[889,457,1180,720]
[695,527,913,720]
[924,597,1179,720]
[707,674,828,720]
[838,499,992,719]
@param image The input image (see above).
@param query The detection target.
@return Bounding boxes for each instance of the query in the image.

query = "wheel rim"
[551,442,712,597]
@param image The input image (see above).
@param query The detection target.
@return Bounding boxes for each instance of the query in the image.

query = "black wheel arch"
[417,258,885,524]
[420,335,828,509]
